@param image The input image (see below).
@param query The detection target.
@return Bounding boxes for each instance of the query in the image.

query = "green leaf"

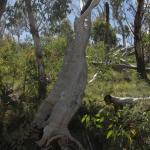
[96,124,102,128]
[81,115,87,123]
[108,124,113,129]
[107,130,114,139]
[124,132,133,144]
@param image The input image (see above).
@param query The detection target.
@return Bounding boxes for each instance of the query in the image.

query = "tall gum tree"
[25,0,47,99]
[32,0,100,149]
[134,0,147,79]
[110,0,126,47]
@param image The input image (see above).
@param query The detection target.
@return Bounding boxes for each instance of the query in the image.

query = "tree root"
[36,127,85,150]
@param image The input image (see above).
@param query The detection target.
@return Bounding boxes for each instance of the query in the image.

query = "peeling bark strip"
[32,0,100,148]
[134,0,147,79]
[25,0,47,98]
[0,0,7,21]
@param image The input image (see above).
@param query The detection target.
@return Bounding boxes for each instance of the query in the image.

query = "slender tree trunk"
[134,0,147,79]
[32,0,100,148]
[0,0,7,21]
[105,2,110,52]
[25,0,47,98]
[0,0,7,38]
[104,2,110,63]
[118,19,126,47]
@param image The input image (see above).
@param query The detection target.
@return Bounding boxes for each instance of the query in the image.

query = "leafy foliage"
[0,37,66,149]
[81,101,150,149]
[92,18,117,47]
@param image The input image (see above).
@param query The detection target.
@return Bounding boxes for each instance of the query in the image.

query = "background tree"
[0,0,7,38]
[143,0,150,33]
[0,0,7,21]
[5,2,26,44]
[92,18,117,47]
[134,0,147,79]
[25,0,47,99]
[4,0,72,98]
[110,0,127,47]
[33,0,71,36]
[105,2,110,53]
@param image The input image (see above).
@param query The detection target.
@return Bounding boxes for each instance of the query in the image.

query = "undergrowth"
[0,39,150,150]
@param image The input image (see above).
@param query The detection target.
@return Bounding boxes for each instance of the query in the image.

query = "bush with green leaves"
[81,103,150,150]
[0,36,66,150]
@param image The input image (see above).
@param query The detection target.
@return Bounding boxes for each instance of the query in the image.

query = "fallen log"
[112,64,150,73]
[122,47,135,57]
[91,61,150,73]
[104,95,150,107]
[113,46,134,57]
[112,64,136,71]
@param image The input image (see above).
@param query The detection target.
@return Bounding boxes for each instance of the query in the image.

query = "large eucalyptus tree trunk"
[25,0,47,99]
[134,0,147,79]
[32,0,100,149]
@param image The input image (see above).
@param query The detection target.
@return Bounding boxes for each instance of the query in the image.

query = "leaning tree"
[32,0,100,149]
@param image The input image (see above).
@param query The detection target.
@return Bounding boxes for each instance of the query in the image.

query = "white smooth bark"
[32,0,100,148]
